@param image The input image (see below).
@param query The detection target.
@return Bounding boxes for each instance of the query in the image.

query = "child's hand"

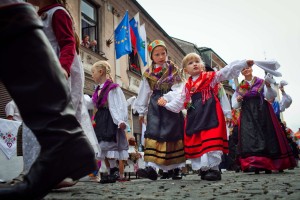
[246,60,254,67]
[119,122,126,130]
[157,97,167,106]
[139,116,145,124]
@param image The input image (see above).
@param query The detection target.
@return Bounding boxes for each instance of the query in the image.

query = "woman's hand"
[157,97,167,106]
[237,95,243,103]
[265,81,271,88]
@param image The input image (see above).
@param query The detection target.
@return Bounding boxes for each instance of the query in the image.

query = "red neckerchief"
[185,71,216,104]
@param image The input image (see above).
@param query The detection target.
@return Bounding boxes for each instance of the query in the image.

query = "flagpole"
[106,32,114,46]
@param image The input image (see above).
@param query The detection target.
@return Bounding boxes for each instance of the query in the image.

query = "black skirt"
[239,97,280,157]
[94,107,118,142]
[145,90,184,142]
[185,92,219,136]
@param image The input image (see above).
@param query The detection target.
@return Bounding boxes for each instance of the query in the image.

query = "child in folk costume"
[23,0,100,188]
[231,63,296,174]
[201,65,232,171]
[135,40,186,180]
[89,61,129,183]
[169,53,254,181]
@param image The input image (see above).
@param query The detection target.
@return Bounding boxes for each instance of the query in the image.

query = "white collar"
[191,74,200,81]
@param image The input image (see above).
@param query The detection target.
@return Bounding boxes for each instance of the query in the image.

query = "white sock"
[211,165,219,171]
[108,159,117,168]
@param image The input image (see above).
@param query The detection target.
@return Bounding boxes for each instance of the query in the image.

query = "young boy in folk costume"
[169,53,253,181]
[135,40,186,180]
[90,61,129,183]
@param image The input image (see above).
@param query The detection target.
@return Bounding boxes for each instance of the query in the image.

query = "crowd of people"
[0,0,299,199]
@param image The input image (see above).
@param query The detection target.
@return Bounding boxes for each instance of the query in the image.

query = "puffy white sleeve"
[280,92,292,112]
[126,96,136,107]
[211,60,248,87]
[5,101,15,117]
[83,94,94,110]
[134,77,151,116]
[108,87,128,127]
[219,87,232,119]
[264,85,277,100]
[164,82,186,113]
[231,91,241,109]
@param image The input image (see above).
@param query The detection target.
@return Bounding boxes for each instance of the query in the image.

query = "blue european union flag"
[114,11,132,59]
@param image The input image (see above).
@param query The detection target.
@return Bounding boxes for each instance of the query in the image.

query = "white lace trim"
[190,151,223,171]
[147,162,186,171]
[99,150,129,160]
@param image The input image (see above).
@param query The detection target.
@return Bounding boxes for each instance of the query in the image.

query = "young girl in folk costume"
[89,61,129,183]
[135,40,186,180]
[201,64,232,171]
[169,53,253,181]
[22,0,100,188]
[231,65,296,174]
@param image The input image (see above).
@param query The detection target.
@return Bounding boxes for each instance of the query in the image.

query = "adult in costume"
[0,1,96,199]
[232,65,296,174]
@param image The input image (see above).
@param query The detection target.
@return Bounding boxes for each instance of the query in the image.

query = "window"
[128,49,142,76]
[81,0,98,52]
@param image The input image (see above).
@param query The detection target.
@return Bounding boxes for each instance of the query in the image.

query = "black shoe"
[203,170,221,181]
[279,170,284,173]
[172,168,182,180]
[137,167,158,181]
[265,170,272,174]
[199,170,208,180]
[160,172,170,179]
[0,134,97,199]
[110,167,120,180]
[100,174,117,184]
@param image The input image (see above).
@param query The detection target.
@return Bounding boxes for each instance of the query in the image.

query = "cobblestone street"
[45,167,300,200]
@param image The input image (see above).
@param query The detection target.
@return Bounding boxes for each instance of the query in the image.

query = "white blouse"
[231,82,278,109]
[85,84,128,127]
[166,60,249,113]
[280,92,292,112]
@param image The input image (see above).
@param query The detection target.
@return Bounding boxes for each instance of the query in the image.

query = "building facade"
[173,37,236,102]
[0,0,186,145]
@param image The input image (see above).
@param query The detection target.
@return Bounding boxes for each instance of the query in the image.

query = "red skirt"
[184,98,228,159]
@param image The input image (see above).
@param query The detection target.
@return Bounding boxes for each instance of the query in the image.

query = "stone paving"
[45,167,300,200]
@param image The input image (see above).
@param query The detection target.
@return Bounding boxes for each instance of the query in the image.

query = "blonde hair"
[92,60,113,81]
[182,53,205,68]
